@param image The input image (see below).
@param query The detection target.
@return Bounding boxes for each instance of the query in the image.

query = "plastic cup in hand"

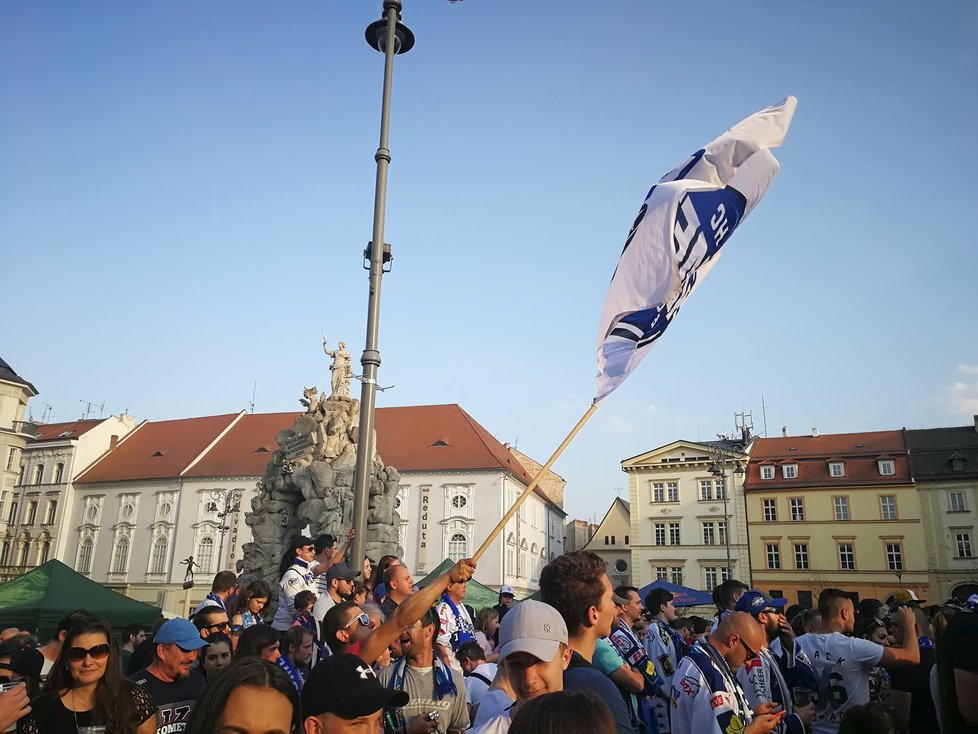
[0,679,25,733]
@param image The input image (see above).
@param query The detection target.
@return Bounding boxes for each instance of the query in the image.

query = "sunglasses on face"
[739,639,758,662]
[204,621,231,632]
[343,613,370,630]
[66,644,111,662]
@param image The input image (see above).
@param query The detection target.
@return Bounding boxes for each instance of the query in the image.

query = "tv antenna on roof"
[79,399,105,420]
[248,379,257,413]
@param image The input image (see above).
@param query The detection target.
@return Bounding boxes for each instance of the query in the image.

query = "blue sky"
[2,1,977,524]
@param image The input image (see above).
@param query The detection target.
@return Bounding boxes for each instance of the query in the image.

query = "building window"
[671,567,683,585]
[25,501,37,525]
[654,523,666,546]
[604,535,609,545]
[39,539,50,564]
[448,533,467,562]
[878,459,896,476]
[833,497,850,521]
[703,523,716,545]
[197,537,215,574]
[838,543,855,570]
[32,464,44,485]
[451,494,467,511]
[151,536,169,574]
[705,567,718,590]
[44,500,57,525]
[761,465,774,480]
[652,482,664,503]
[721,566,731,583]
[782,464,798,479]
[766,543,781,570]
[886,543,903,572]
[610,535,616,545]
[506,546,515,574]
[7,502,17,525]
[614,559,628,573]
[956,533,974,559]
[950,492,967,512]
[718,521,727,547]
[656,566,668,581]
[0,541,9,566]
[16,540,29,566]
[667,481,679,502]
[794,543,810,570]
[4,448,18,472]
[880,496,897,520]
[111,537,130,573]
[715,479,726,500]
[763,499,777,522]
[624,535,629,545]
[700,479,713,501]
[77,538,93,573]
[52,463,65,484]
[828,461,845,477]
[669,523,681,545]
[790,498,805,521]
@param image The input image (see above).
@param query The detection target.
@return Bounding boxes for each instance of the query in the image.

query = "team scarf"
[441,594,474,648]
[609,619,664,694]
[685,639,753,731]
[652,617,688,662]
[386,656,457,731]
[276,654,305,692]
[919,635,935,650]
[203,592,227,612]
[291,557,315,585]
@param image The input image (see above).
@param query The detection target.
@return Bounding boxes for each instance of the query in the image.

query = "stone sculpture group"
[239,340,403,609]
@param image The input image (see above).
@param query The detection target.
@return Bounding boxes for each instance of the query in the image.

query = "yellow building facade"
[745,430,928,607]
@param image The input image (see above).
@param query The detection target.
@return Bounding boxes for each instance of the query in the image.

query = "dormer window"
[760,465,774,480]
[782,463,798,479]
[878,459,895,476]
[951,453,967,472]
[828,461,845,478]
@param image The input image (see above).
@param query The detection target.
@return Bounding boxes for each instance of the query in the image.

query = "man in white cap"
[472,600,571,734]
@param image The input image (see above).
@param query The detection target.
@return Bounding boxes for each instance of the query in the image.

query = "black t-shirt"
[21,684,156,734]
[130,667,206,734]
[889,643,936,734]
[379,597,399,620]
[944,612,978,734]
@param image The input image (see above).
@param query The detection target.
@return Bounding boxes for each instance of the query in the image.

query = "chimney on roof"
[782,426,788,438]
[109,435,119,450]
[974,415,977,433]
[811,427,819,438]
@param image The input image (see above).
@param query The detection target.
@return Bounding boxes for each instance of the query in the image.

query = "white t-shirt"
[465,662,498,706]
[472,689,514,729]
[312,591,336,628]
[472,711,511,734]
[796,632,884,734]
[272,562,318,631]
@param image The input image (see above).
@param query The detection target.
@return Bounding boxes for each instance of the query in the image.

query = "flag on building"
[594,96,797,403]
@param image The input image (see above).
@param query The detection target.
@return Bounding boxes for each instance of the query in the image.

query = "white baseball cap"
[499,585,515,596]
[499,600,567,663]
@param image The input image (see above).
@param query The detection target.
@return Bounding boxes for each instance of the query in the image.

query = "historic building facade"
[906,419,978,601]
[582,497,632,587]
[623,439,751,591]
[745,429,928,607]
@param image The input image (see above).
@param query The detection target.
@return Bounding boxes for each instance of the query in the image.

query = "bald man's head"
[711,611,767,671]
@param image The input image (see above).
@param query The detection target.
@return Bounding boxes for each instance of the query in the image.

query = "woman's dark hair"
[352,580,368,599]
[370,554,400,592]
[233,580,272,616]
[186,657,300,734]
[509,690,616,734]
[278,536,311,578]
[839,702,896,734]
[234,624,281,659]
[44,618,147,733]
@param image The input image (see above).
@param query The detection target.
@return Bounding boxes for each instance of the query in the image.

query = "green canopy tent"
[0,560,162,640]
[415,559,501,612]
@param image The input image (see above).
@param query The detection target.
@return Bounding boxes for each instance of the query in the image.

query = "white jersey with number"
[645,619,680,733]
[796,632,883,734]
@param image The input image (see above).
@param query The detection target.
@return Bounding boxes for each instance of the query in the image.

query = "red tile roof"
[183,412,298,478]
[33,419,106,442]
[746,430,911,490]
[76,413,242,483]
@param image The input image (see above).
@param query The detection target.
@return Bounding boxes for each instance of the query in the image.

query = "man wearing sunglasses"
[129,618,208,734]
[671,611,785,734]
[733,591,816,734]
[191,606,231,640]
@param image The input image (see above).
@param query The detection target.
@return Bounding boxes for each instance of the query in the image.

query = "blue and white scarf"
[277,654,305,692]
[203,591,226,612]
[441,594,474,649]
[685,639,753,731]
[385,656,457,731]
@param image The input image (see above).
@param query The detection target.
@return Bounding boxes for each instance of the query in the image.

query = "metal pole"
[351,1,402,568]
[722,469,732,576]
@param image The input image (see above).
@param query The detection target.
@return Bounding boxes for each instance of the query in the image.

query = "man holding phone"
[734,591,816,734]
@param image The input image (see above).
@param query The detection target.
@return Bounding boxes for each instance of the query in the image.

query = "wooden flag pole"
[472,402,600,562]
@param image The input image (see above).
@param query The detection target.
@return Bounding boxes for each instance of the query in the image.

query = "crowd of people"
[0,538,976,734]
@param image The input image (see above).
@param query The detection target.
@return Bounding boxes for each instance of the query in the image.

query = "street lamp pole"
[207,489,242,571]
[709,443,745,579]
[351,2,414,568]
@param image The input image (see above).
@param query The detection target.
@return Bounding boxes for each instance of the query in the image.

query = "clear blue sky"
[2,1,976,524]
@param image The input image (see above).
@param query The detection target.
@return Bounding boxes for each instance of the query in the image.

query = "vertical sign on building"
[418,485,430,574]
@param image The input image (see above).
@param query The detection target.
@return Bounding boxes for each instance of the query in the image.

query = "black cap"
[326,562,361,583]
[302,654,408,719]
[290,535,316,551]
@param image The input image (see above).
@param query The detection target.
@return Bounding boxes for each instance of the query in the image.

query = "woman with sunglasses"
[21,618,156,734]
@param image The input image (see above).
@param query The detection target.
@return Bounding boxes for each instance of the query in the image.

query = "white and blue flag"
[594,96,797,403]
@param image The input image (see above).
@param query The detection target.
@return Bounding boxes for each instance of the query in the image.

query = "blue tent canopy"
[637,579,714,607]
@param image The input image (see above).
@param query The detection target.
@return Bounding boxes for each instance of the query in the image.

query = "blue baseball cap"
[735,590,788,617]
[155,618,207,650]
